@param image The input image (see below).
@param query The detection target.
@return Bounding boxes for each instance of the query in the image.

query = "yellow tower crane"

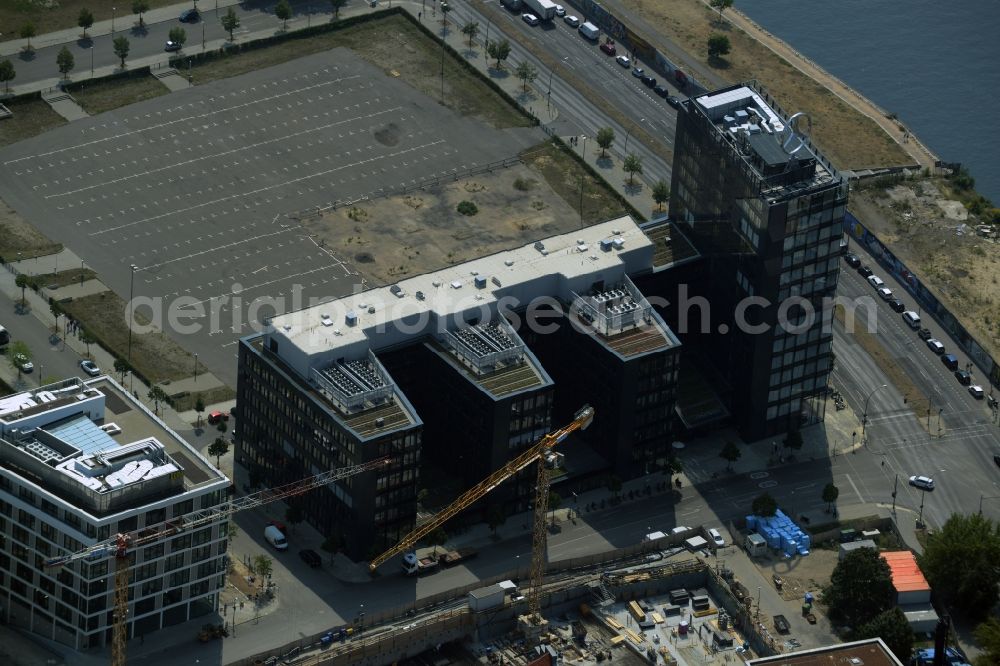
[369,405,594,618]
[45,457,392,666]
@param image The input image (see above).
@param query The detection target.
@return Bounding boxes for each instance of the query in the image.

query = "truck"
[500,0,522,10]
[468,584,505,612]
[523,0,556,21]
[438,547,478,567]
[578,22,600,40]
[402,548,441,576]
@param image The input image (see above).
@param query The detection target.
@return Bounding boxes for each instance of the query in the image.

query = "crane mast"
[369,405,594,620]
[46,457,391,666]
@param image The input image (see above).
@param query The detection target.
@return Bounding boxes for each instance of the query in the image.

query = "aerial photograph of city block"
[0,0,998,664]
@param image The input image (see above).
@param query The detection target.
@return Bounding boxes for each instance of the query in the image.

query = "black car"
[888,298,906,313]
[179,8,200,22]
[653,85,669,98]
[299,549,322,568]
[917,328,933,340]
[666,96,681,109]
[955,370,972,385]
[994,454,1000,468]
[640,75,657,88]
[844,253,861,268]
[857,265,873,278]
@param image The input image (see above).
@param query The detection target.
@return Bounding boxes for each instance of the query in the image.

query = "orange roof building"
[881,551,931,604]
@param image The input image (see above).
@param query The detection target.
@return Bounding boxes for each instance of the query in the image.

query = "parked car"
[888,298,906,313]
[653,85,669,98]
[563,15,580,27]
[665,96,681,109]
[615,55,630,67]
[640,75,657,88]
[631,66,644,78]
[79,359,101,377]
[708,528,725,547]
[994,454,1000,469]
[207,410,230,425]
[857,265,874,278]
[299,549,322,568]
[867,275,885,289]
[969,385,985,399]
[955,370,972,385]
[179,8,200,22]
[917,328,933,341]
[14,353,33,373]
[164,40,182,52]
[521,13,539,25]
[601,39,617,56]
[941,353,959,370]
[909,475,935,491]
[554,4,566,16]
[877,287,893,301]
[926,338,945,354]
[671,526,692,534]
[844,253,861,268]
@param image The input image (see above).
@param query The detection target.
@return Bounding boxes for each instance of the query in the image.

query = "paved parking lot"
[0,49,536,384]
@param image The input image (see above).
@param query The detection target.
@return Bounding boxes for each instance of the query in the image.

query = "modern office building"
[238,217,682,544]
[0,377,230,650]
[667,82,848,439]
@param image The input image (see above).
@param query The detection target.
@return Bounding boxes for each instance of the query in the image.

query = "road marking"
[759,480,777,489]
[845,474,864,504]
[749,472,769,479]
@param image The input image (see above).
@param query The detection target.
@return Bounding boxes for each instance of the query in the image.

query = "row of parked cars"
[846,252,990,401]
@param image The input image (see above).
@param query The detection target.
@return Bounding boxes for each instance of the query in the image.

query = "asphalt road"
[0,289,90,386]
[831,245,1000,526]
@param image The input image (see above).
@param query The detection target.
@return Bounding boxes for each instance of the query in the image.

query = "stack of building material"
[746,510,811,556]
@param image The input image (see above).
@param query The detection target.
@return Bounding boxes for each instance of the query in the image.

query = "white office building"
[0,376,229,650]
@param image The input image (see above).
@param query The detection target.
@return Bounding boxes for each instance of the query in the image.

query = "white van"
[264,525,288,551]
[902,311,921,329]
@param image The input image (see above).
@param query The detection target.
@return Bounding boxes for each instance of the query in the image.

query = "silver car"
[908,475,934,491]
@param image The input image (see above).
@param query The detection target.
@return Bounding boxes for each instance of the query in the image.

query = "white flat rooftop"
[267,216,655,360]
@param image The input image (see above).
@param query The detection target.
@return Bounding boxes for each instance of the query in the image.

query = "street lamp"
[861,384,888,438]
[194,353,199,382]
[127,264,138,367]
[623,118,644,157]
[90,45,95,77]
[112,7,116,35]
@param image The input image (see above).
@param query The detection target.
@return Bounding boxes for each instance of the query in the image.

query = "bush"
[513,177,535,191]
[456,200,478,216]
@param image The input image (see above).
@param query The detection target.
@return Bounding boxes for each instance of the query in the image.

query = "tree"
[596,127,615,157]
[719,441,741,471]
[426,527,448,547]
[321,534,344,561]
[132,0,150,28]
[487,39,511,70]
[707,34,731,60]
[20,23,37,52]
[0,59,15,93]
[7,341,31,380]
[252,554,273,587]
[515,61,538,93]
[462,21,479,49]
[784,430,803,451]
[49,300,62,337]
[194,397,205,427]
[824,548,894,625]
[78,8,95,38]
[79,330,95,358]
[822,483,840,512]
[487,505,506,536]
[113,36,130,69]
[974,617,1000,666]
[220,8,239,41]
[709,0,734,21]
[662,456,683,484]
[169,27,188,48]
[607,474,623,499]
[285,504,304,533]
[751,492,777,517]
[918,513,1000,619]
[114,358,131,383]
[623,152,643,185]
[147,385,168,415]
[275,0,292,30]
[208,437,229,467]
[853,608,913,663]
[652,180,669,211]
[330,0,346,18]
[15,273,29,306]
[56,47,75,79]
[548,491,562,526]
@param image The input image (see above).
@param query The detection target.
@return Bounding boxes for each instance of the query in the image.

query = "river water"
[739,0,1000,204]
